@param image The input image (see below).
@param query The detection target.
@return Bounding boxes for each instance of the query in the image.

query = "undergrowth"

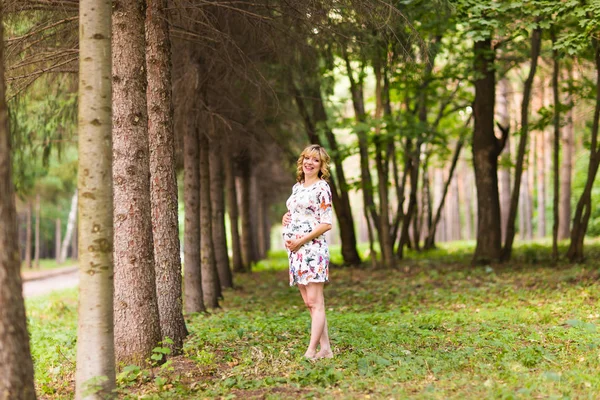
[27,242,600,399]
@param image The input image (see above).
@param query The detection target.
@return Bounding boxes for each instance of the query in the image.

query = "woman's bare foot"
[303,349,317,360]
[315,349,333,359]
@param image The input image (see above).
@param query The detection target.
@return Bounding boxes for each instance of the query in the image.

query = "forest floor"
[28,242,600,399]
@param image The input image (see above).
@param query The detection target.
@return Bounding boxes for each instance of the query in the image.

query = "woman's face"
[302,153,321,180]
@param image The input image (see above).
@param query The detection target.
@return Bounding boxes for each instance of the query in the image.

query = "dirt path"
[22,266,79,298]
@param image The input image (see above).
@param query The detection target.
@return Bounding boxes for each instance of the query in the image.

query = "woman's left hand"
[285,237,305,253]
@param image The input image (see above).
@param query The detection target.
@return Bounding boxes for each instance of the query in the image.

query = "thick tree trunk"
[112,0,162,365]
[0,3,37,395]
[223,151,244,273]
[183,124,205,313]
[25,200,32,268]
[238,156,254,271]
[559,77,574,241]
[502,28,541,260]
[209,137,233,288]
[34,193,40,268]
[199,134,220,308]
[472,38,504,264]
[75,0,116,395]
[60,189,77,263]
[146,0,188,354]
[551,31,560,260]
[497,78,511,242]
[71,222,78,260]
[567,43,600,262]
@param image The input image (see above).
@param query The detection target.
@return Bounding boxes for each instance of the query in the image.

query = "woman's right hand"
[282,211,291,226]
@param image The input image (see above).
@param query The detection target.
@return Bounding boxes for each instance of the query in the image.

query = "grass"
[21,258,76,273]
[27,242,600,399]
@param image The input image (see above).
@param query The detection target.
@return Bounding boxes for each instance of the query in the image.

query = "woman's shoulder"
[316,179,331,190]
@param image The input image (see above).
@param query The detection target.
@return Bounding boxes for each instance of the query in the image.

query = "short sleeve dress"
[283,179,333,286]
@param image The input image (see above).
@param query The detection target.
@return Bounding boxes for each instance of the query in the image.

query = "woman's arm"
[285,223,331,253]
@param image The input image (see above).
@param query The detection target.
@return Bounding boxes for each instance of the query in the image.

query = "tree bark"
[25,200,32,268]
[497,78,511,242]
[501,27,541,261]
[146,0,187,354]
[55,217,61,262]
[0,2,37,395]
[472,38,505,264]
[536,129,546,238]
[60,189,77,263]
[183,123,205,313]
[559,73,574,241]
[75,0,116,395]
[34,193,40,268]
[238,155,254,271]
[551,31,560,261]
[112,0,162,365]
[209,137,233,288]
[567,41,600,262]
[199,134,220,308]
[223,150,244,273]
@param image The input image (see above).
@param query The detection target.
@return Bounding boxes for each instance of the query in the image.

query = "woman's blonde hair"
[296,144,331,183]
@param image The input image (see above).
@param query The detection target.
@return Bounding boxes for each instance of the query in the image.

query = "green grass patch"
[27,244,600,399]
[22,258,76,272]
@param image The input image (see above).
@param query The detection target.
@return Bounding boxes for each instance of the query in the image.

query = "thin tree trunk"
[497,78,511,242]
[199,134,220,308]
[209,137,233,288]
[502,27,542,261]
[75,1,116,395]
[71,221,78,260]
[551,30,560,261]
[25,200,32,268]
[224,150,244,273]
[0,2,36,394]
[559,73,574,241]
[472,37,505,264]
[183,123,205,313]
[112,0,162,365]
[146,0,187,354]
[536,129,546,238]
[567,41,600,262]
[238,156,254,271]
[55,218,61,262]
[34,193,40,268]
[425,139,464,249]
[60,189,77,263]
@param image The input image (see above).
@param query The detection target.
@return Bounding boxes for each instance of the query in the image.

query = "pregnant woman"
[282,144,334,360]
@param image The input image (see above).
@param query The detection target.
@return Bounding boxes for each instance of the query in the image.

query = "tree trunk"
[536,129,546,238]
[55,217,61,262]
[497,78,511,242]
[60,189,77,263]
[183,123,205,313]
[472,38,504,264]
[34,193,40,268]
[551,31,560,260]
[25,200,32,268]
[75,0,116,395]
[256,192,267,260]
[501,27,541,261]
[209,137,233,288]
[199,134,220,308]
[559,74,574,241]
[71,221,78,260]
[460,161,474,240]
[223,150,244,273]
[238,156,254,271]
[425,140,463,249]
[0,3,36,395]
[112,0,162,365]
[146,0,188,355]
[567,42,600,262]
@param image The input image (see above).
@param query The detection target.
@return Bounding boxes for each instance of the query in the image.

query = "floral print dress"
[283,179,333,286]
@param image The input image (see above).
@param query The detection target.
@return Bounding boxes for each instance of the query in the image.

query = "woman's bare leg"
[303,282,329,358]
